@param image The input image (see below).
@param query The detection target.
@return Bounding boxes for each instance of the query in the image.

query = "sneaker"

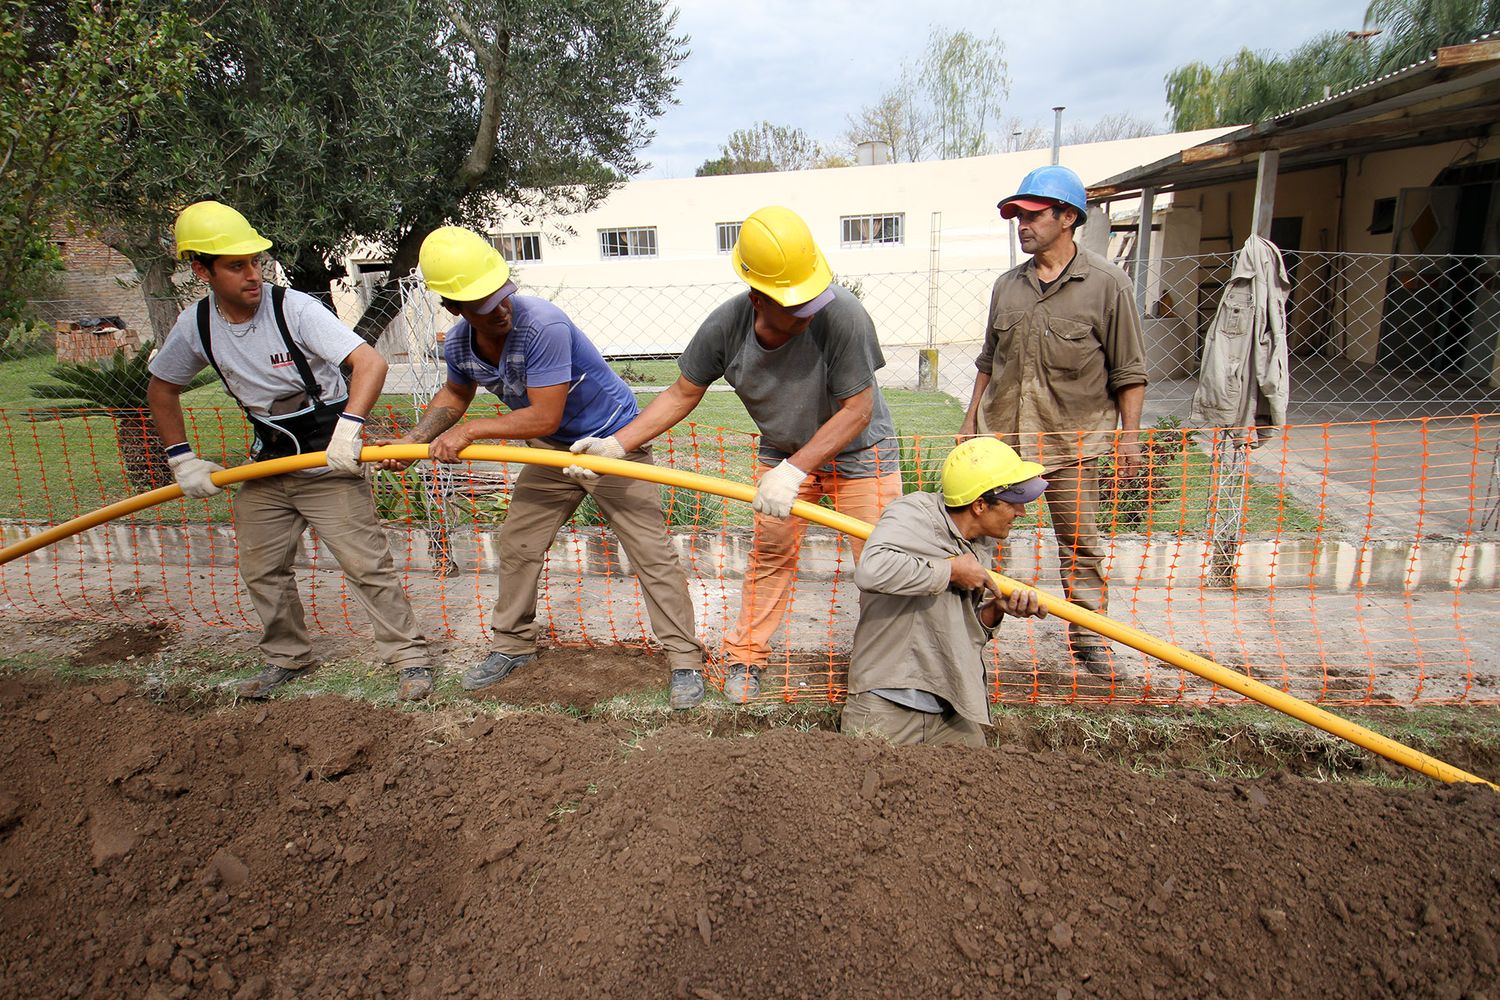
[237,664,309,699]
[669,669,705,710]
[397,665,434,702]
[462,650,534,691]
[1072,646,1113,678]
[723,663,762,705]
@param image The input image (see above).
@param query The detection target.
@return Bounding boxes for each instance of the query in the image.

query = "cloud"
[640,0,1361,177]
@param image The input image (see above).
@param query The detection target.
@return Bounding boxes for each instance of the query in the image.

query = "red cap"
[998,197,1059,219]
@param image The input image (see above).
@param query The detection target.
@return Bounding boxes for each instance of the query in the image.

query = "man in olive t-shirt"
[568,206,903,703]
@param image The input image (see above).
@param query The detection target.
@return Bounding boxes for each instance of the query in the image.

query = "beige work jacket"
[848,492,998,726]
[975,247,1148,471]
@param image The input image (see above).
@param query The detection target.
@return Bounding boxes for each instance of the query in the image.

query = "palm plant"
[31,340,215,492]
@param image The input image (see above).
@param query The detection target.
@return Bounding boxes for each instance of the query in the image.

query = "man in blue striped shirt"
[379,227,704,709]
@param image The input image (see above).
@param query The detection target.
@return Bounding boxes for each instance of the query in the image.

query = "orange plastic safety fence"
[1,407,1497,708]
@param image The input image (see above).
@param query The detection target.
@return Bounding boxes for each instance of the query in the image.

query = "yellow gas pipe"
[0,443,1493,791]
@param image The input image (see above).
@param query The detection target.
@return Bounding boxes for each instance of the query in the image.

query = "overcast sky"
[638,0,1373,178]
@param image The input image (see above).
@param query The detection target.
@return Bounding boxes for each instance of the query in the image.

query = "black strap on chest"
[195,285,323,406]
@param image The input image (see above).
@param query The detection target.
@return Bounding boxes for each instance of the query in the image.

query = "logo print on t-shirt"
[270,351,295,369]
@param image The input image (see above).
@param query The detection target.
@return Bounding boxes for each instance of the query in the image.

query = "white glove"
[753,459,807,519]
[326,414,365,474]
[563,435,626,481]
[168,450,224,499]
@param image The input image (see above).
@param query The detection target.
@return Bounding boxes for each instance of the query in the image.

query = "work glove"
[753,459,807,519]
[168,450,224,499]
[563,435,626,481]
[326,414,366,474]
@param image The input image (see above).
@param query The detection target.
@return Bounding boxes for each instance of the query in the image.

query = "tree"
[843,69,934,163]
[1165,32,1380,129]
[998,117,1050,152]
[1164,0,1499,130]
[81,0,687,343]
[921,28,1009,159]
[0,0,204,326]
[1365,0,1500,71]
[1065,113,1164,145]
[699,121,824,174]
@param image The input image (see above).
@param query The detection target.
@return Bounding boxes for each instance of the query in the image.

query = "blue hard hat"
[998,165,1087,226]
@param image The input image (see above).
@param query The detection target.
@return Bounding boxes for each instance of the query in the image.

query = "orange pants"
[721,464,903,667]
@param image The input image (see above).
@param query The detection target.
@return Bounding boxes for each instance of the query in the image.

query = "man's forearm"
[962,371,991,431]
[1116,383,1146,435]
[614,378,704,452]
[407,404,467,443]
[147,378,189,447]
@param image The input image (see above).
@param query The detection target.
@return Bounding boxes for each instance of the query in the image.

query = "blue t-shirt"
[443,295,638,445]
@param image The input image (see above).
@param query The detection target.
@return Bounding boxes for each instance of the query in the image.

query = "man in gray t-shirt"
[569,205,903,703]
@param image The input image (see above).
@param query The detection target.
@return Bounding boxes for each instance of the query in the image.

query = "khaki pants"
[840,691,985,747]
[235,472,430,670]
[721,465,903,667]
[488,445,702,672]
[1039,459,1107,651]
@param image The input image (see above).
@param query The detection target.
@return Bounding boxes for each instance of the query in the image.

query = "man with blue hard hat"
[959,165,1147,679]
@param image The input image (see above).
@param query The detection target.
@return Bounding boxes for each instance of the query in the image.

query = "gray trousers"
[234,472,431,671]
[488,444,702,672]
[840,691,985,748]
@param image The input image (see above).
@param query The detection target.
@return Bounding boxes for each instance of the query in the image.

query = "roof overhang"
[1089,38,1500,201]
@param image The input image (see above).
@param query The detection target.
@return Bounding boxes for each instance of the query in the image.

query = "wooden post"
[1252,149,1280,240]
[1132,186,1155,314]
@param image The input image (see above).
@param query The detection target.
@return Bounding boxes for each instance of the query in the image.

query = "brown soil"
[1,669,1498,1000]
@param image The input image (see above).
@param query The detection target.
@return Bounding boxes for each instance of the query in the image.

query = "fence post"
[921,211,942,391]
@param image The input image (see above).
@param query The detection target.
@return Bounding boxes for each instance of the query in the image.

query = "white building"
[348,129,1232,396]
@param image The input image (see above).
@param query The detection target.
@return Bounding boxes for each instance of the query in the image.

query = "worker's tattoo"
[410,405,464,443]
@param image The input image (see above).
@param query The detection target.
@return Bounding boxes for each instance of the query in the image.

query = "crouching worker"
[147,201,436,701]
[378,227,706,709]
[842,437,1049,747]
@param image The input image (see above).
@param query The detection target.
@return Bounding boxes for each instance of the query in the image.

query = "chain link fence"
[12,248,1500,420]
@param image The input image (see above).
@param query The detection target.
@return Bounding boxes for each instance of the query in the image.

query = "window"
[715,222,742,254]
[840,213,904,248]
[490,232,542,262]
[598,227,658,259]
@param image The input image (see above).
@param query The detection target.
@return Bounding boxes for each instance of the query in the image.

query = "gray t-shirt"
[677,286,897,477]
[151,287,363,416]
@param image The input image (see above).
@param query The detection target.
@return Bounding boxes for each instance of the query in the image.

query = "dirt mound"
[1,674,1497,999]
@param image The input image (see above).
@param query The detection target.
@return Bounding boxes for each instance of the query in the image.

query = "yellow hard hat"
[419,226,513,302]
[174,201,272,259]
[731,206,833,311]
[941,437,1047,507]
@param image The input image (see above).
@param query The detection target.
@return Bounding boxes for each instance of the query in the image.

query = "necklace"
[213,297,258,338]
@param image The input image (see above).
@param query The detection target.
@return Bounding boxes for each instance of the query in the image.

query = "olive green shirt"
[974,247,1148,471]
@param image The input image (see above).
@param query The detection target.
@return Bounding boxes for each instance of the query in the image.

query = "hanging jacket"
[1189,235,1291,444]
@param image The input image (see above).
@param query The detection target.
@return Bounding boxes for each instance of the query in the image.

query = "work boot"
[237,664,309,699]
[462,650,534,692]
[723,663,762,705]
[1072,646,1113,678]
[397,665,434,702]
[669,669,705,710]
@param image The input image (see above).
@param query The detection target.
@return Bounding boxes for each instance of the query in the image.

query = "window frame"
[839,213,905,248]
[598,226,659,259]
[490,232,543,262]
